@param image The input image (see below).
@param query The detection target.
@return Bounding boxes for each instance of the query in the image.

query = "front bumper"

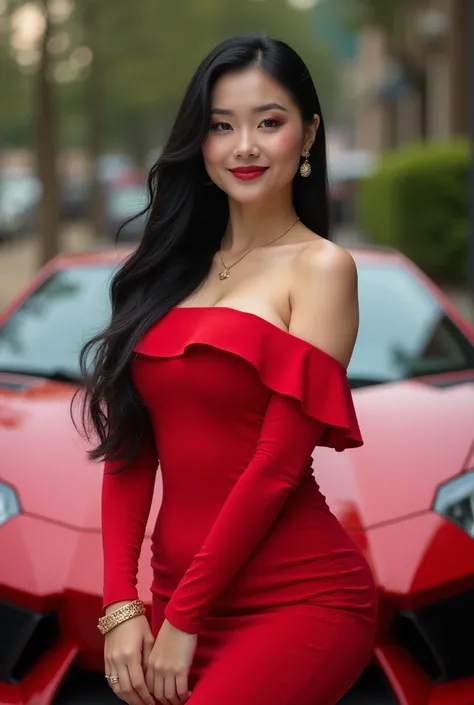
[376,643,474,705]
[0,513,152,705]
[2,507,474,704]
[0,638,77,705]
[355,510,474,705]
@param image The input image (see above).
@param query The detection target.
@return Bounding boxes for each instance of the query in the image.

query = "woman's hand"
[104,603,155,705]
[146,618,197,704]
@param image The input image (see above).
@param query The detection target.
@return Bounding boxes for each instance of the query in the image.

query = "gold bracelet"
[97,600,146,635]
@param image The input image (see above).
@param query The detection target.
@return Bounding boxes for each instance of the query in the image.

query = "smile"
[230,166,269,181]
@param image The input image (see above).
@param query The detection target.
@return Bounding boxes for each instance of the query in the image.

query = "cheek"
[202,137,223,166]
[271,127,302,160]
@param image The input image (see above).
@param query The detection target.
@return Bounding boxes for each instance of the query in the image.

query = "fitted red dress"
[102,306,377,705]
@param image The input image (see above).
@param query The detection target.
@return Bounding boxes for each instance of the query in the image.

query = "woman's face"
[202,66,318,204]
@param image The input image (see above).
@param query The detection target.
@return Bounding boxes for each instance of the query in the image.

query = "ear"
[302,114,321,155]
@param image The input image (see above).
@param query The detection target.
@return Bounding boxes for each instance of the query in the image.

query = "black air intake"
[0,600,59,682]
[394,589,474,682]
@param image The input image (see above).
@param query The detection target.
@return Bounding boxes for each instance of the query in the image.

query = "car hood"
[316,370,474,529]
[0,374,107,530]
[1,370,474,531]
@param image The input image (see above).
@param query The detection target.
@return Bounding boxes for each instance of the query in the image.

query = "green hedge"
[356,139,468,284]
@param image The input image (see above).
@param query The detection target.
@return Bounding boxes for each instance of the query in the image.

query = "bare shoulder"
[288,237,359,368]
[293,236,357,283]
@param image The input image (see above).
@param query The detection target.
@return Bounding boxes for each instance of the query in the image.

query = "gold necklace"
[218,217,300,280]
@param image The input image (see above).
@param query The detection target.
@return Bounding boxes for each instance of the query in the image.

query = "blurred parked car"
[0,246,473,704]
[0,172,41,241]
[111,167,147,189]
[105,182,148,241]
[327,150,378,225]
[94,153,136,187]
[60,176,90,222]
[60,157,145,225]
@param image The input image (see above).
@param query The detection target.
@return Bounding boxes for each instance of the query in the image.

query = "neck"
[221,188,298,253]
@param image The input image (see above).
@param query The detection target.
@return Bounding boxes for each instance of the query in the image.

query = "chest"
[180,250,292,327]
[132,348,270,422]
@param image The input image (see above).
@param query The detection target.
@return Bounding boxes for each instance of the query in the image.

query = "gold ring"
[105,674,119,685]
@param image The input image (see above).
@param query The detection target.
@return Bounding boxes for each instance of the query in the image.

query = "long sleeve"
[101,434,159,609]
[164,392,326,633]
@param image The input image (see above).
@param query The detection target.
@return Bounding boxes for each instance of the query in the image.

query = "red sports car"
[0,246,473,705]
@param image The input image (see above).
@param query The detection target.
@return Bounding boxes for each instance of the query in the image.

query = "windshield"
[0,266,114,381]
[352,263,474,384]
[0,261,472,384]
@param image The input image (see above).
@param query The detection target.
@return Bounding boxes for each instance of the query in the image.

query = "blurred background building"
[349,0,468,150]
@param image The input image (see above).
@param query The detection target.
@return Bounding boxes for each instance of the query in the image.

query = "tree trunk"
[83,0,107,240]
[449,0,468,135]
[36,0,61,267]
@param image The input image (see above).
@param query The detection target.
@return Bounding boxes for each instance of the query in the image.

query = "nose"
[233,128,260,160]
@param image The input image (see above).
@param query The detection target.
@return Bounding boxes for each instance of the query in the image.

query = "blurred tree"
[1,0,336,156]
[347,0,415,32]
[35,0,61,265]
[0,0,337,252]
[3,0,66,265]
[85,0,337,155]
[0,42,32,146]
[77,0,106,238]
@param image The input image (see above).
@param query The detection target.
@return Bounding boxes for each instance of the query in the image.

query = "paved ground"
[1,224,472,323]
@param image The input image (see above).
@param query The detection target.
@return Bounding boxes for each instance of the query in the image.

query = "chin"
[230,192,270,205]
[224,183,275,205]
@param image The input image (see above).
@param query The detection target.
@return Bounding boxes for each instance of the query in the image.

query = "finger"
[105,654,113,682]
[176,672,191,702]
[145,662,155,695]
[116,663,143,705]
[153,673,168,705]
[128,661,154,705]
[142,637,154,673]
[107,661,123,702]
[110,683,124,703]
[164,674,180,705]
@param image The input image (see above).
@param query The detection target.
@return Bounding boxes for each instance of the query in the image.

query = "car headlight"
[434,470,474,538]
[0,482,21,527]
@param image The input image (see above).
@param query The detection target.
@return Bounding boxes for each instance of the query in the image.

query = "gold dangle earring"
[300,150,311,178]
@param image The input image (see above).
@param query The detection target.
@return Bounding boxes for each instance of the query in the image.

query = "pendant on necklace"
[219,267,230,280]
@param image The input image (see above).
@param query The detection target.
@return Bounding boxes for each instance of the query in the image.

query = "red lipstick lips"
[230,166,268,181]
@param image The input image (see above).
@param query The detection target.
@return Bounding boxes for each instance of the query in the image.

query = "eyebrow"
[210,103,288,115]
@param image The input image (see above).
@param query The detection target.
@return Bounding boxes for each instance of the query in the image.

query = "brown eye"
[210,122,232,132]
[259,118,282,128]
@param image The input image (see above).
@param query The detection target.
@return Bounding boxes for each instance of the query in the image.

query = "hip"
[150,504,377,620]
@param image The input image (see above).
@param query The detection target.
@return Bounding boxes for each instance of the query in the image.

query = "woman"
[80,35,377,705]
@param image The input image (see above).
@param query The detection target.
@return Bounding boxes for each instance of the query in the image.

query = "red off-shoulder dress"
[102,307,377,705]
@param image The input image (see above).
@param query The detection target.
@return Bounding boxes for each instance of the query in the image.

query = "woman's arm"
[101,433,159,608]
[165,392,326,633]
[164,243,359,633]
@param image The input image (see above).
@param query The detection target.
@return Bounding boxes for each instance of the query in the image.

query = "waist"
[150,487,375,614]
[158,453,316,514]
[154,473,323,550]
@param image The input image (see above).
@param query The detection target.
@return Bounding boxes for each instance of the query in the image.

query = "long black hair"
[77,34,330,466]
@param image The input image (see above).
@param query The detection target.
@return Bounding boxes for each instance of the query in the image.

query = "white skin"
[106,66,359,705]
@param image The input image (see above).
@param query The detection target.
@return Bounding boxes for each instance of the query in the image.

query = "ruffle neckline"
[134,306,363,452]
